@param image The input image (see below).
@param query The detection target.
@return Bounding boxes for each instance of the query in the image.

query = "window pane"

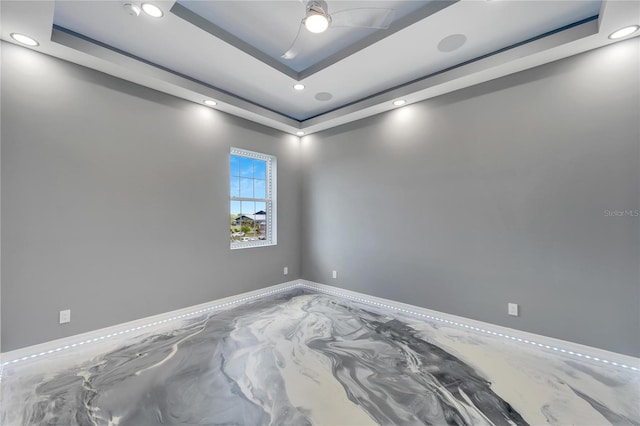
[255,204,267,240]
[230,201,241,241]
[230,155,240,177]
[230,176,240,198]
[240,157,253,178]
[241,201,255,215]
[253,160,266,180]
[240,178,253,198]
[254,179,266,199]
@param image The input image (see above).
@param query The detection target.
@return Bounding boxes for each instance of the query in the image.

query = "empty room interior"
[1,0,639,424]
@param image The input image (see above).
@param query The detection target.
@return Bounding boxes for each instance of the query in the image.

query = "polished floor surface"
[2,289,639,425]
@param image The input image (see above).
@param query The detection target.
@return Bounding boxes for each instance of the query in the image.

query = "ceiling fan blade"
[329,8,395,29]
[281,22,305,59]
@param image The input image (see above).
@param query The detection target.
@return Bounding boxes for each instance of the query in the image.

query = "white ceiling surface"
[1,1,639,136]
[176,0,430,73]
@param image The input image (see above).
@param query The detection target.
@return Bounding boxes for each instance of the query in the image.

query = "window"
[230,148,276,249]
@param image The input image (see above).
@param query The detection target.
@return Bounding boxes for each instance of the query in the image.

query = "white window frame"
[230,147,277,249]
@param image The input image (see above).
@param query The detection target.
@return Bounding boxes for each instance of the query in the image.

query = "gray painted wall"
[300,39,640,357]
[2,38,639,357]
[1,42,301,351]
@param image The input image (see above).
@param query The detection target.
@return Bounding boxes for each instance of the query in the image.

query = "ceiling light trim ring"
[609,25,639,40]
[141,2,164,18]
[10,33,39,46]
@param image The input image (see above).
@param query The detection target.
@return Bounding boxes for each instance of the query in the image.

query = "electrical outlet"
[284,266,288,275]
[332,270,337,279]
[508,303,519,317]
[59,309,71,324]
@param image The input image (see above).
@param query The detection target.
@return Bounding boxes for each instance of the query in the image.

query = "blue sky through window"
[230,154,268,215]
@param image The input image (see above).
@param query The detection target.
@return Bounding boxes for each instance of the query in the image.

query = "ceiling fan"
[281,0,396,59]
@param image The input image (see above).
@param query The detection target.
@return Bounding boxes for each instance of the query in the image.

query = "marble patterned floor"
[1,289,639,425]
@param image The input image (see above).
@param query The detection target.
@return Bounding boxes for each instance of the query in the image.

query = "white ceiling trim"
[51,27,301,133]
[302,17,601,133]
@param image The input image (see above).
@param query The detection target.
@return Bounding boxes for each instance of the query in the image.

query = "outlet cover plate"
[508,303,519,317]
[59,309,71,324]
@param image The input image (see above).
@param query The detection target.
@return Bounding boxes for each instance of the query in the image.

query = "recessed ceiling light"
[123,3,141,16]
[393,99,406,106]
[141,3,164,18]
[203,99,217,106]
[10,33,39,47]
[609,25,639,40]
[293,84,305,91]
[296,131,305,136]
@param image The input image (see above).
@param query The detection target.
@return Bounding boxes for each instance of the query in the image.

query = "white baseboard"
[299,280,640,373]
[3,279,638,375]
[0,280,301,367]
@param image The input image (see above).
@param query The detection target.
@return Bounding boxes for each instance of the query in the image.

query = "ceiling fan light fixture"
[305,13,330,33]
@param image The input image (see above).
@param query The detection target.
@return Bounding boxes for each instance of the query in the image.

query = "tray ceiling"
[1,0,639,135]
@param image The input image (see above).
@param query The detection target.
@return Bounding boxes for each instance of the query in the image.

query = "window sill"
[230,240,276,250]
